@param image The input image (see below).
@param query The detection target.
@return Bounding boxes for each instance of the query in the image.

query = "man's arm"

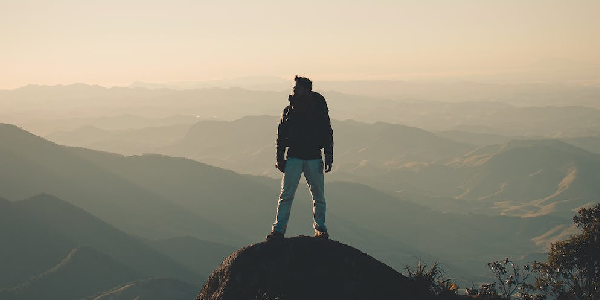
[322,102,334,173]
[275,107,290,172]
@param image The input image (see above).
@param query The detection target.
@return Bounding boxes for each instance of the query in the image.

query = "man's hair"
[295,75,312,91]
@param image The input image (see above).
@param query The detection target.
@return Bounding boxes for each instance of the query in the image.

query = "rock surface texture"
[197,236,433,300]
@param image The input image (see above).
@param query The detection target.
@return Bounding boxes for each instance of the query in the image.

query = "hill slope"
[1,246,139,300]
[0,194,202,289]
[197,236,431,300]
[0,196,75,287]
[91,278,198,300]
[0,123,571,280]
[15,194,202,282]
[160,116,472,178]
[453,140,600,217]
[148,236,237,277]
[0,123,238,243]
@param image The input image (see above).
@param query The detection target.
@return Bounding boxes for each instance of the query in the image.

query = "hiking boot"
[314,230,329,239]
[266,231,284,241]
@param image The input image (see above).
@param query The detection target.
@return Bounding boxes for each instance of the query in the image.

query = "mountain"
[65,152,562,280]
[46,124,191,155]
[47,125,115,144]
[5,84,600,138]
[0,193,202,289]
[0,195,76,287]
[21,113,199,137]
[1,246,139,300]
[435,130,519,146]
[357,139,600,218]
[350,101,600,136]
[321,181,565,278]
[562,136,600,154]
[161,115,277,176]
[147,236,237,277]
[90,278,198,300]
[0,123,237,244]
[16,194,202,282]
[37,111,600,220]
[0,123,572,280]
[158,116,473,178]
[452,139,600,217]
[63,148,281,241]
[197,237,432,300]
[0,85,289,135]
[131,77,600,108]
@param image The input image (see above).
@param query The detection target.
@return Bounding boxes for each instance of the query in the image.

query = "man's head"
[293,75,312,97]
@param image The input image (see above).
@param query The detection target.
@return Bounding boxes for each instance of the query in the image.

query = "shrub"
[487,258,538,299]
[534,204,600,300]
[405,260,458,296]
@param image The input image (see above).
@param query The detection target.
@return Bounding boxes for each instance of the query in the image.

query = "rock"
[197,236,433,300]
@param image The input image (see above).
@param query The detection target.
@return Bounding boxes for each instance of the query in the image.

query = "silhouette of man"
[267,76,334,240]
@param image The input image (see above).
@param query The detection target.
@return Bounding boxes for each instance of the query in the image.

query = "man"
[267,76,334,240]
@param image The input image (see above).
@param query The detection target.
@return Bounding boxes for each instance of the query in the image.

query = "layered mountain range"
[0,123,579,286]
[3,84,600,137]
[0,193,214,299]
[1,84,598,299]
[41,115,600,219]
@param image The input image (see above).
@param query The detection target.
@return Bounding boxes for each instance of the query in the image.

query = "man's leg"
[272,157,302,234]
[303,159,327,233]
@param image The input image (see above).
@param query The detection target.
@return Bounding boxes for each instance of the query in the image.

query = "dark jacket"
[276,91,333,163]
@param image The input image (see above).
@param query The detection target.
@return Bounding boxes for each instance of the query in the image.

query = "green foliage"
[487,258,539,300]
[405,260,458,296]
[534,204,600,300]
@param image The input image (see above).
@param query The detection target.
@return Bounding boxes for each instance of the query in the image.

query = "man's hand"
[275,160,286,173]
[324,154,333,173]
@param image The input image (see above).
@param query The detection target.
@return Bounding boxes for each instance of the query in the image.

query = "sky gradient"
[2,0,599,89]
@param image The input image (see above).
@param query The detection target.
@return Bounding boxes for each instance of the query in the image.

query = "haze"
[2,1,600,298]
[2,0,600,89]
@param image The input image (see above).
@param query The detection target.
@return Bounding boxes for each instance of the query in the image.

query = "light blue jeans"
[272,157,327,234]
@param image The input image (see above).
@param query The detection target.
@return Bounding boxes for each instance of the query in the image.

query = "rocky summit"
[197,236,434,300]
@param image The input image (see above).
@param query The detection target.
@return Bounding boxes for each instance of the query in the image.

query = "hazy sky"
[2,0,599,89]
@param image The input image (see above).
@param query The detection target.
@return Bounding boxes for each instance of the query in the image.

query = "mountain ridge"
[0,123,239,244]
[90,278,199,300]
[2,245,140,300]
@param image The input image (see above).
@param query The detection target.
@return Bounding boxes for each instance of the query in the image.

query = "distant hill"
[350,101,600,136]
[90,278,198,300]
[5,83,599,138]
[25,113,199,136]
[0,195,75,287]
[1,246,139,300]
[358,139,600,218]
[147,236,237,277]
[0,193,202,289]
[317,80,600,108]
[434,130,519,146]
[0,123,573,281]
[562,136,600,154]
[37,111,600,219]
[0,123,239,244]
[129,78,600,108]
[15,194,202,282]
[322,181,564,276]
[155,116,472,178]
[46,124,191,155]
[453,139,600,217]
